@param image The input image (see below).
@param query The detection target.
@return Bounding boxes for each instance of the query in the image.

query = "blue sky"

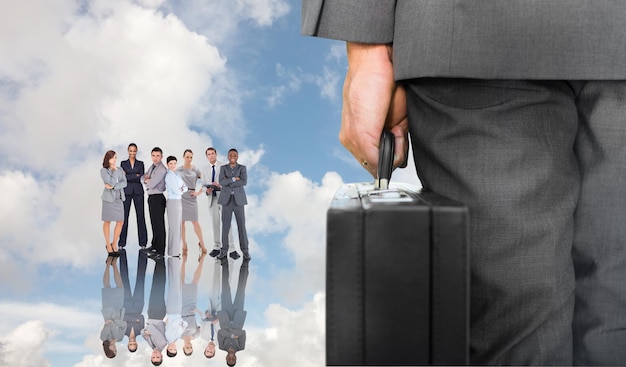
[0,1,419,366]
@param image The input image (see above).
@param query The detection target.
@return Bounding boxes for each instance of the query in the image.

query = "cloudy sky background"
[0,0,420,365]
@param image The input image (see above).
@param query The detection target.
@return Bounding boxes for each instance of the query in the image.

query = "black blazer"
[121,159,145,196]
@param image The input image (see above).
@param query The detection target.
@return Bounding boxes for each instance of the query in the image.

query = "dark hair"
[184,349,192,356]
[152,147,163,154]
[206,147,216,155]
[166,156,177,164]
[103,340,116,359]
[128,343,137,353]
[228,148,238,154]
[102,150,116,169]
[183,149,193,157]
[167,349,177,358]
[152,360,162,366]
[128,143,137,150]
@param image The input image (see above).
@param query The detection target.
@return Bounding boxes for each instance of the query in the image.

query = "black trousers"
[148,193,166,255]
[120,193,148,247]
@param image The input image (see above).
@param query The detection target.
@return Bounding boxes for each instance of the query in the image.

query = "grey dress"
[100,167,127,221]
[176,166,201,221]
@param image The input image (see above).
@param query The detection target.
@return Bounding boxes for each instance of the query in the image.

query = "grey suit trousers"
[407,79,626,365]
[221,195,249,254]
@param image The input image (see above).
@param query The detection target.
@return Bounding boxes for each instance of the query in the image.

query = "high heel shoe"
[106,243,120,257]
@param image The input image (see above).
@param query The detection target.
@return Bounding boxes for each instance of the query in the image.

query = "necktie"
[210,323,215,341]
[147,164,155,178]
[211,165,216,196]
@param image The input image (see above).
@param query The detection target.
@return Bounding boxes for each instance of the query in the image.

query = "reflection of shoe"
[229,251,240,260]
[111,251,120,257]
[199,243,208,254]
[217,251,227,259]
[147,252,163,260]
[141,246,157,253]
[209,249,221,258]
[242,251,251,260]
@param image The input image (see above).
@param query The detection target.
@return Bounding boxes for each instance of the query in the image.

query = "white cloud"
[0,320,51,367]
[242,292,325,366]
[248,171,343,302]
[236,0,290,27]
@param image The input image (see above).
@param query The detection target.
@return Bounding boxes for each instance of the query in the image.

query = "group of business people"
[100,143,251,262]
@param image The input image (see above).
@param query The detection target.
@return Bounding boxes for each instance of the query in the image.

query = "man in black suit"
[120,143,148,249]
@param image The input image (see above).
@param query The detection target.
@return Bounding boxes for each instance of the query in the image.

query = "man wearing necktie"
[201,147,235,258]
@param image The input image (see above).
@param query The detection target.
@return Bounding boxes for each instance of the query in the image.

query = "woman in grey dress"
[177,149,207,254]
[101,150,127,256]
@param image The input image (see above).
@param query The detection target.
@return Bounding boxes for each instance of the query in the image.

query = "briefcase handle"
[375,130,394,190]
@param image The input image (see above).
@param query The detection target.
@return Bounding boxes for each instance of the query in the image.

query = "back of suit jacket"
[303,0,626,80]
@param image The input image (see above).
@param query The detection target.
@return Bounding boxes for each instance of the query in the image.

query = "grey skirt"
[181,191,198,221]
[102,199,124,222]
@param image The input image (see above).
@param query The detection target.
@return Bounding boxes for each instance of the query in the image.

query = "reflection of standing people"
[218,149,250,260]
[142,257,166,366]
[143,147,167,257]
[101,256,126,359]
[119,248,148,353]
[303,2,626,365]
[165,156,187,258]
[201,147,234,258]
[119,143,148,249]
[199,257,222,358]
[181,252,207,356]
[177,149,208,254]
[101,150,127,256]
[217,258,250,366]
[165,256,187,358]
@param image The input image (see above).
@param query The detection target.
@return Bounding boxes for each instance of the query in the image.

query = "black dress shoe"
[208,249,221,258]
[217,251,227,259]
[242,251,251,260]
[111,251,120,257]
[141,246,157,253]
[229,251,240,260]
[147,251,163,260]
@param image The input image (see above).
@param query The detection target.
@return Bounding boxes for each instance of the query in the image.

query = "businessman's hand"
[340,42,408,178]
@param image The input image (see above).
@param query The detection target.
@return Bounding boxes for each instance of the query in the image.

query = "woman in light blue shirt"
[165,156,187,257]
[101,150,127,256]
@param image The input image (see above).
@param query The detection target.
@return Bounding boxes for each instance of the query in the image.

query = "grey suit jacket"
[218,164,248,206]
[302,0,626,80]
[100,167,127,202]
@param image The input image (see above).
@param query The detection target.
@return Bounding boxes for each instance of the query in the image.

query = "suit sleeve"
[301,0,396,43]
[230,166,246,187]
[113,169,127,190]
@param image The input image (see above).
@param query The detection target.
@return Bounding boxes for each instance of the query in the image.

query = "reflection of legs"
[103,257,113,288]
[120,250,132,301]
[134,251,148,307]
[208,258,222,313]
[148,259,166,320]
[167,257,183,315]
[407,79,578,365]
[233,260,249,312]
[572,81,626,365]
[220,259,233,314]
[111,257,122,288]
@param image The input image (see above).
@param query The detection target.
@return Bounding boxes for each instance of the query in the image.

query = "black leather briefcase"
[326,132,470,366]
